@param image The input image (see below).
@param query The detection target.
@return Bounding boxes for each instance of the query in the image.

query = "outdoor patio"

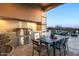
[12,35,79,56]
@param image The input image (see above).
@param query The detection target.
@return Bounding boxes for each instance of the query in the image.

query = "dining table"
[40,35,67,56]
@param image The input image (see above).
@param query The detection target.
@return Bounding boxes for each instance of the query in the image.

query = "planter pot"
[0,45,14,56]
[0,39,11,45]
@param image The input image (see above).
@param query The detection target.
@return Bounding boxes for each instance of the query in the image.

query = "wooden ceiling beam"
[0,16,41,24]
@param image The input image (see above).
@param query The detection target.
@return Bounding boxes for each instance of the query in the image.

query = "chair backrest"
[64,37,69,45]
[60,38,65,45]
[31,39,40,46]
[31,39,48,49]
[56,38,66,46]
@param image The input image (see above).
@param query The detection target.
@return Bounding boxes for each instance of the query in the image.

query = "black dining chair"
[51,37,69,56]
[51,38,68,56]
[63,37,69,55]
[31,39,49,56]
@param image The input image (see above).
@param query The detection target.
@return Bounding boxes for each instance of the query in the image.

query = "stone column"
[41,11,47,32]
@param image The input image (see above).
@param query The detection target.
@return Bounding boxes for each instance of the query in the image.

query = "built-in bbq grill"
[13,28,31,46]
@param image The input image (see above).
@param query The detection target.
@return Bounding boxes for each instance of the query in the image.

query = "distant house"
[47,26,79,34]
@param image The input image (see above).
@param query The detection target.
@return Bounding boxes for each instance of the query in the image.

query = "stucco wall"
[0,19,39,32]
[0,19,20,32]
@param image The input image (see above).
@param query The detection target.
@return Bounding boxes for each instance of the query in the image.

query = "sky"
[46,3,79,28]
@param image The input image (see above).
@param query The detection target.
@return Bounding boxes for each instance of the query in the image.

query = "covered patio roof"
[23,3,64,11]
[35,3,64,11]
[0,3,64,23]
